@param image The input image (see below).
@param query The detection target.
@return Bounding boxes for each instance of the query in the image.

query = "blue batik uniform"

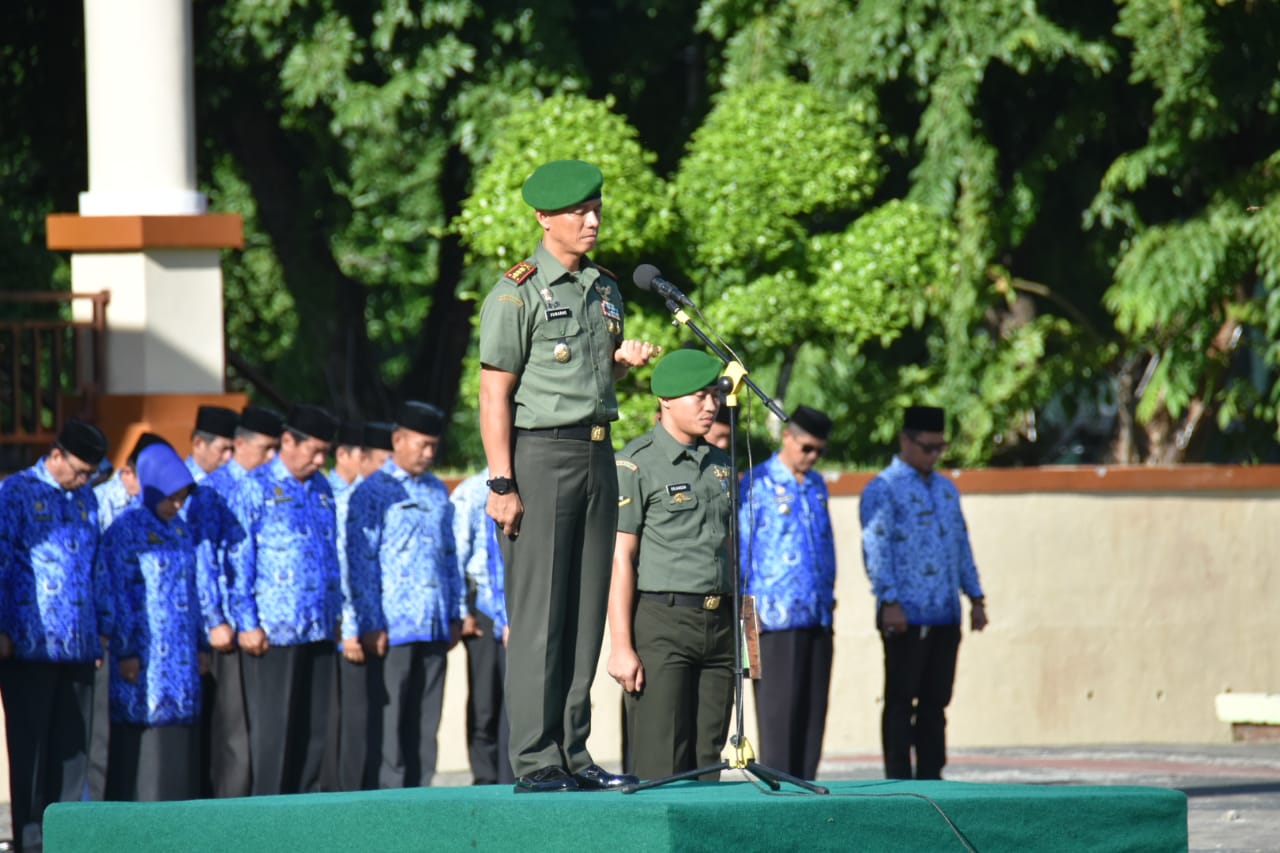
[226,456,341,645]
[94,471,137,533]
[450,471,507,634]
[346,459,463,644]
[102,506,202,726]
[739,454,837,631]
[0,460,111,662]
[187,460,253,630]
[859,455,983,625]
[328,470,362,641]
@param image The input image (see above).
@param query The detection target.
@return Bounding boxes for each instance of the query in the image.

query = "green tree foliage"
[1092,0,1280,461]
[6,1,1280,466]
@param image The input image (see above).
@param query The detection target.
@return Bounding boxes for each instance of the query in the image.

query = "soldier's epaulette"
[594,263,618,282]
[505,261,537,284]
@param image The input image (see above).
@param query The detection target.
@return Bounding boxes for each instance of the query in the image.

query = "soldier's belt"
[639,591,725,611]
[516,424,610,442]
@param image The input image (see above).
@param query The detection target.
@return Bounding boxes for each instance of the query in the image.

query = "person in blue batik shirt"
[739,405,838,782]
[0,419,111,852]
[102,442,205,801]
[87,430,170,803]
[346,401,463,789]
[227,404,341,796]
[94,432,170,534]
[860,405,988,781]
[452,467,514,785]
[184,405,237,485]
[186,404,282,799]
[326,420,380,792]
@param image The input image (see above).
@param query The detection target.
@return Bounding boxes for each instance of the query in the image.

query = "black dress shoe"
[514,765,579,793]
[572,763,640,791]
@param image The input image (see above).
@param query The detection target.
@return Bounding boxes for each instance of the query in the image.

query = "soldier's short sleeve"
[615,455,644,535]
[479,281,529,375]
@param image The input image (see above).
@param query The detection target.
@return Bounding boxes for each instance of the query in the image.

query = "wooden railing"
[0,290,109,467]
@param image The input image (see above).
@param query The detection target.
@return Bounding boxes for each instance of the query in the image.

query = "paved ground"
[4,743,1278,851]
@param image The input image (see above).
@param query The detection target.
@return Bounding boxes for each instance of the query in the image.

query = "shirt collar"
[652,422,709,465]
[534,243,598,289]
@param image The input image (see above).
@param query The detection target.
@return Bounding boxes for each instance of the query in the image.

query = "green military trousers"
[624,595,736,781]
[502,431,617,777]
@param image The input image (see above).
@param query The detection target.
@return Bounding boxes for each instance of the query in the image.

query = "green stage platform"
[44,780,1187,852]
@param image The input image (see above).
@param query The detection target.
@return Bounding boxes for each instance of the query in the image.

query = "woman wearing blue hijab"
[100,442,204,801]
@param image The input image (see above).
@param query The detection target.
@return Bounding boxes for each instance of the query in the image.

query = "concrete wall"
[432,467,1280,773]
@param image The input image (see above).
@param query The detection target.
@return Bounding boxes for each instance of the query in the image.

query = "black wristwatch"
[486,476,515,495]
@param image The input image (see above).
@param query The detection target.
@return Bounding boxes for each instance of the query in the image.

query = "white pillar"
[80,0,205,216]
[59,0,237,397]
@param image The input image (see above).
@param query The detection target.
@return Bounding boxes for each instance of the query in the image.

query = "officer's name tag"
[545,307,573,321]
[666,483,691,496]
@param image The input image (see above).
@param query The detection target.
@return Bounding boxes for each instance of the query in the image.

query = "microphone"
[633,264,695,308]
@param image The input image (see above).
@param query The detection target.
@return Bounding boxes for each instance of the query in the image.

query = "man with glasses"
[859,404,987,780]
[0,419,111,850]
[739,405,837,781]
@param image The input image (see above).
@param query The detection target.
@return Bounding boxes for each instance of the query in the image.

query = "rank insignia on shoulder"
[594,263,617,282]
[505,261,537,284]
[616,459,638,471]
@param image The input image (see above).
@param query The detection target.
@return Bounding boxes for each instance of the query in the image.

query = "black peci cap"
[286,404,339,443]
[395,401,447,437]
[789,405,833,441]
[903,405,946,433]
[362,421,395,452]
[56,418,108,466]
[194,405,239,439]
[127,432,172,467]
[336,421,365,448]
[240,405,284,439]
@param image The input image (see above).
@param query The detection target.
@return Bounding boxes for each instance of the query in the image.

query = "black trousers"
[881,623,961,780]
[463,611,513,785]
[0,661,95,842]
[106,722,199,802]
[752,626,833,780]
[88,651,110,800]
[205,649,252,797]
[241,641,333,795]
[375,641,448,788]
[327,653,379,791]
[625,597,735,781]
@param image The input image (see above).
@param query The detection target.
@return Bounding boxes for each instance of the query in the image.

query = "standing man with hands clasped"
[739,405,837,782]
[859,405,987,781]
[478,158,655,793]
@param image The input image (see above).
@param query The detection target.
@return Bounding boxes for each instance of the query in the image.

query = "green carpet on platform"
[43,779,1187,853]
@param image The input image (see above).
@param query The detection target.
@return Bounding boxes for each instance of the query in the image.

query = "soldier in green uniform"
[478,159,655,793]
[607,349,736,781]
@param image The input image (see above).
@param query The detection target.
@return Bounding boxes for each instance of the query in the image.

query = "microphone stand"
[621,298,829,796]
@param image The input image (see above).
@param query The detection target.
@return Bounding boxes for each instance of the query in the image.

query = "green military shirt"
[616,424,734,594]
[478,243,625,430]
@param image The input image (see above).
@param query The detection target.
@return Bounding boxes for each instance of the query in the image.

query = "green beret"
[651,349,723,399]
[522,160,603,211]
